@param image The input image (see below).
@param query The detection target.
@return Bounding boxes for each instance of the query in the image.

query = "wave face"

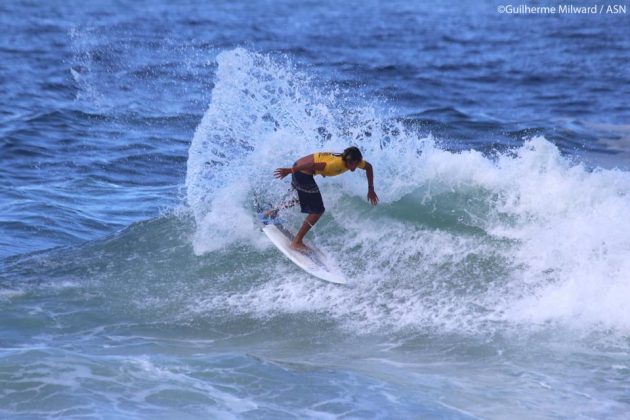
[186,48,630,335]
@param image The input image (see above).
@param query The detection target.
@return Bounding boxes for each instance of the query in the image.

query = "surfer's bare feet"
[290,240,310,252]
[263,209,278,219]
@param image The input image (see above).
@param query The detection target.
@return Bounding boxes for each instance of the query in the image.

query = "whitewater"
[187,49,630,335]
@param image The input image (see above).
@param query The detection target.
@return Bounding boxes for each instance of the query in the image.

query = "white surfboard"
[261,223,347,285]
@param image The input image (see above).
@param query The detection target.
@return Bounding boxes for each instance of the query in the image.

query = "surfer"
[271,146,379,251]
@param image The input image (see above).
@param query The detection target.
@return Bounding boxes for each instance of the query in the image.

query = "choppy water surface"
[1,1,630,418]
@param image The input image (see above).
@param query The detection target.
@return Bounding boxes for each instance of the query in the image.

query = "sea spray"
[186,48,630,335]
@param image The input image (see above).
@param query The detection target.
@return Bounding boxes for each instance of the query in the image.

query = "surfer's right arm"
[274,155,325,179]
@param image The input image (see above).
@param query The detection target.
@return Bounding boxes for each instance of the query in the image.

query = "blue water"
[2,1,630,418]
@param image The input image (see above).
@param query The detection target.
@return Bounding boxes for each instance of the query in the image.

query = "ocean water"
[2,0,630,418]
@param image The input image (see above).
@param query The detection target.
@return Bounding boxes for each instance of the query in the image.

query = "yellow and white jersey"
[312,152,365,177]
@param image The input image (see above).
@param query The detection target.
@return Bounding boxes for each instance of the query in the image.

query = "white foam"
[185,48,630,335]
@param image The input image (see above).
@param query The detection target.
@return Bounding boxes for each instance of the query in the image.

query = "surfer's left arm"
[361,161,379,205]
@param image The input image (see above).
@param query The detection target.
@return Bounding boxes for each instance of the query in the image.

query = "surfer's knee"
[306,212,322,227]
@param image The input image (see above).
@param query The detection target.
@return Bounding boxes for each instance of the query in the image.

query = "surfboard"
[260,220,347,285]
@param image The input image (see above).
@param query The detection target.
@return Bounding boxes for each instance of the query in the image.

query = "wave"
[6,48,626,338]
[182,48,630,336]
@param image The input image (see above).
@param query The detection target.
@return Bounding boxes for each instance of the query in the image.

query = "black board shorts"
[291,169,325,214]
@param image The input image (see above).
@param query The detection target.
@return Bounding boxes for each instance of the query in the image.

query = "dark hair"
[341,146,363,163]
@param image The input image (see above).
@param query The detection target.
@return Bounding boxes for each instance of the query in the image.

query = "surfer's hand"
[274,167,292,179]
[367,189,379,205]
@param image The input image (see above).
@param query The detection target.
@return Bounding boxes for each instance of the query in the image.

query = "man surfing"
[270,146,379,251]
